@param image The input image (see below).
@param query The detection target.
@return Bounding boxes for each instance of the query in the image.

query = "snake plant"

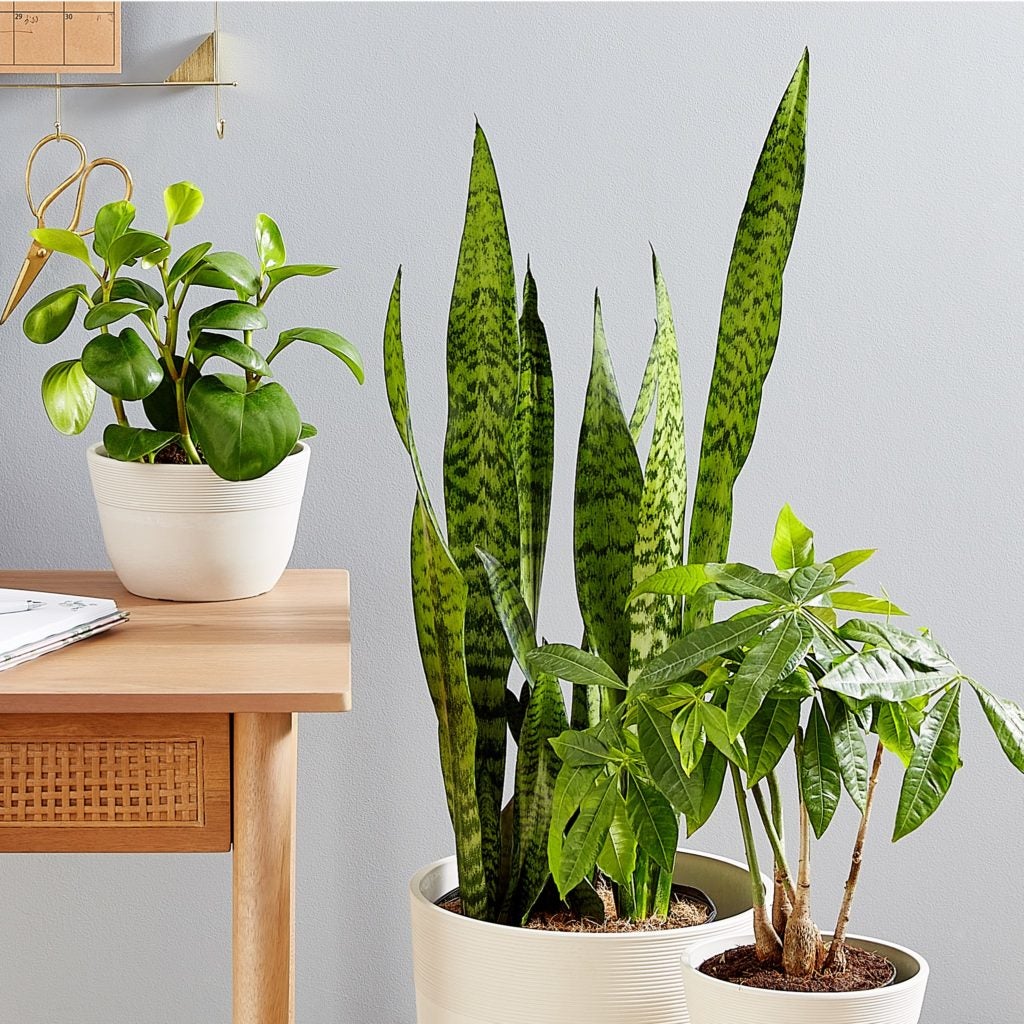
[386,51,810,924]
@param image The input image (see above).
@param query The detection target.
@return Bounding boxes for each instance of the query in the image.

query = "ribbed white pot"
[410,850,758,1024]
[681,931,929,1024]
[86,442,310,602]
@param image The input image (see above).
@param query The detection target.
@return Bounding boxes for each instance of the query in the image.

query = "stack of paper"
[0,588,128,672]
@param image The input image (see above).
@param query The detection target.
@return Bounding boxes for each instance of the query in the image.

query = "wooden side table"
[0,569,350,1024]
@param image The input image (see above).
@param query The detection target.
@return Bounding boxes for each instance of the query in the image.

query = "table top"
[0,570,350,714]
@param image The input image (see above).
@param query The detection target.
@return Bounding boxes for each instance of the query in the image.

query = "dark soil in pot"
[699,943,896,992]
[436,880,716,934]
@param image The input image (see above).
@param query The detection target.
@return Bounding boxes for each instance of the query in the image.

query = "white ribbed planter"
[410,850,757,1024]
[86,442,310,602]
[681,931,929,1024]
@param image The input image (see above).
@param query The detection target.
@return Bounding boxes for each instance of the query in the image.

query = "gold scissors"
[1,132,133,325]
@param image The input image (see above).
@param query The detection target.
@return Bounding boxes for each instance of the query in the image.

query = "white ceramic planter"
[86,442,310,602]
[681,931,929,1024]
[410,850,758,1024]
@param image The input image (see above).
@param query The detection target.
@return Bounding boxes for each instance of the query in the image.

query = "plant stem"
[111,397,128,427]
[731,764,781,961]
[823,739,885,970]
[752,782,796,903]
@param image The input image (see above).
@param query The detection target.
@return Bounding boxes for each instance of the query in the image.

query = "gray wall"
[0,2,1021,1021]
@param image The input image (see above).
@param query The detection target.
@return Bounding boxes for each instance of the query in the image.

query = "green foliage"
[18,183,360,481]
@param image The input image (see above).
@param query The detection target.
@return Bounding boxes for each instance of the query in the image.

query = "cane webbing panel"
[0,738,203,827]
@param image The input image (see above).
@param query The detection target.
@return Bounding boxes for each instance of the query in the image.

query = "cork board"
[0,2,120,74]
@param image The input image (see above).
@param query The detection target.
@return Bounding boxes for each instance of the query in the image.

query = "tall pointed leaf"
[442,125,521,893]
[799,700,841,838]
[597,789,637,887]
[476,548,538,683]
[625,773,678,872]
[726,615,804,737]
[574,292,643,682]
[894,684,962,839]
[821,690,868,812]
[410,495,487,917]
[687,51,810,627]
[637,700,705,818]
[513,263,554,619]
[555,771,619,897]
[628,323,659,441]
[630,252,687,680]
[970,682,1024,773]
[743,697,800,786]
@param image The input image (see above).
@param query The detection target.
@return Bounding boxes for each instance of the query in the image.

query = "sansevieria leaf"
[630,252,687,679]
[513,263,554,619]
[574,292,643,684]
[442,124,521,896]
[476,548,538,684]
[894,684,962,840]
[687,51,809,627]
[410,495,487,917]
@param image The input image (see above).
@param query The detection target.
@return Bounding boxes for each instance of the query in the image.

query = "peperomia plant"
[387,50,809,926]
[534,505,1024,975]
[20,182,363,480]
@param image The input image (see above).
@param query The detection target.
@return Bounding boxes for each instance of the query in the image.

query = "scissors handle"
[68,158,134,236]
[25,132,87,221]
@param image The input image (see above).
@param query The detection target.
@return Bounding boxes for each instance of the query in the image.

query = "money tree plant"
[19,182,363,481]
[386,50,809,925]
[533,505,1024,974]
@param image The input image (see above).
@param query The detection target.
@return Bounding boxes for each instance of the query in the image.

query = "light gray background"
[0,2,1021,1022]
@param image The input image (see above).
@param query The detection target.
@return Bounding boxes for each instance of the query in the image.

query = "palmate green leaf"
[821,690,868,812]
[102,424,179,462]
[193,332,273,377]
[164,181,204,232]
[627,564,711,604]
[476,547,538,683]
[550,728,614,767]
[789,563,836,602]
[625,773,678,871]
[255,212,286,270]
[597,789,638,887]
[555,771,619,898]
[81,328,164,401]
[743,697,800,786]
[772,668,815,699]
[574,292,643,683]
[24,286,81,344]
[875,702,915,767]
[828,548,876,579]
[686,51,809,628]
[186,378,300,480]
[630,252,687,679]
[685,744,727,837]
[442,124,521,895]
[637,700,709,817]
[969,682,1024,774]
[410,494,488,918]
[93,200,136,260]
[512,264,554,619]
[799,700,841,838]
[818,649,958,702]
[168,242,214,288]
[829,591,907,616]
[894,684,961,840]
[727,615,805,738]
[548,763,602,878]
[527,644,626,690]
[41,359,95,435]
[508,671,568,923]
[707,563,790,603]
[771,503,814,569]
[697,701,747,769]
[672,705,706,775]
[633,610,780,694]
[31,227,92,267]
[838,619,954,671]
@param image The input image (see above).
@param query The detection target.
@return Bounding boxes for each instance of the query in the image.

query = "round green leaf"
[164,181,205,231]
[24,286,81,344]
[83,301,145,330]
[81,327,164,400]
[41,359,96,435]
[107,230,171,273]
[193,332,272,376]
[143,359,200,431]
[254,213,285,270]
[31,227,92,267]
[186,378,301,481]
[202,252,260,297]
[98,277,164,310]
[265,264,336,287]
[268,327,364,383]
[93,200,136,260]
[189,300,268,334]
[168,242,213,287]
[299,421,317,440]
[102,424,179,462]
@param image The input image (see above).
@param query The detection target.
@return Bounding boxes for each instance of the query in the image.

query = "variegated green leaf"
[628,322,659,442]
[574,292,643,683]
[410,494,487,917]
[687,51,809,627]
[513,263,554,619]
[476,547,537,683]
[630,252,687,679]
[442,125,521,893]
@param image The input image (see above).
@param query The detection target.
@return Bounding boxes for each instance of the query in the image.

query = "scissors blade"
[1,242,51,325]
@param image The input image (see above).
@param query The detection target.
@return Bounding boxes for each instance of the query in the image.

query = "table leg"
[233,712,298,1024]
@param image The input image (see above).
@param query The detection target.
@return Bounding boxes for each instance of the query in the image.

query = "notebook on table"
[0,588,129,672]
